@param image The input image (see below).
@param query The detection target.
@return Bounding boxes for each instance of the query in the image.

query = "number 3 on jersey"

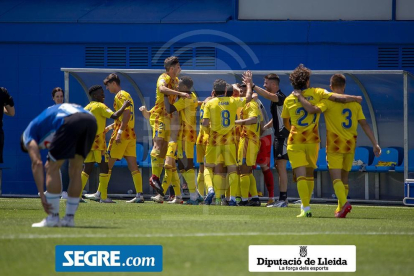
[342,108,352,129]
[221,110,230,127]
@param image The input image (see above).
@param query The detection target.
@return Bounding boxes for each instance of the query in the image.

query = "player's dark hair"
[330,74,346,89]
[20,134,28,153]
[226,83,234,97]
[213,79,227,96]
[103,73,121,85]
[164,56,179,71]
[89,85,103,96]
[180,76,193,90]
[51,87,64,97]
[289,64,311,90]
[265,73,280,85]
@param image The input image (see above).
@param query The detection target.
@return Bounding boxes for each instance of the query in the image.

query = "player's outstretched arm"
[292,90,322,114]
[358,119,381,157]
[236,116,257,126]
[242,71,254,103]
[139,106,151,120]
[159,84,190,98]
[254,86,279,102]
[111,100,131,120]
[329,93,362,103]
[27,140,52,214]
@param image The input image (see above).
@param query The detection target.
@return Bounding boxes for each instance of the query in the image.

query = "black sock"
[279,192,287,201]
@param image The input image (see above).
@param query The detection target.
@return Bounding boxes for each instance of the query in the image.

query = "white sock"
[303,206,311,212]
[252,195,259,199]
[65,197,80,216]
[45,192,61,216]
[230,196,236,201]
[208,187,214,193]
[242,197,248,201]
[190,192,198,201]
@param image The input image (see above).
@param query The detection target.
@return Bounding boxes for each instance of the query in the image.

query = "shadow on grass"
[313,216,381,220]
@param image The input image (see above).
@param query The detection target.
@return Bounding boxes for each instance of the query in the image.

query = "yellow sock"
[183,169,197,193]
[80,172,89,197]
[229,172,238,197]
[204,167,214,191]
[197,171,205,196]
[99,173,110,200]
[239,174,250,200]
[249,173,258,197]
[100,170,112,195]
[306,177,314,200]
[166,142,177,158]
[344,184,349,197]
[213,174,224,199]
[151,156,164,178]
[131,170,142,193]
[171,169,181,196]
[163,168,173,192]
[333,179,347,208]
[236,174,241,197]
[297,176,310,207]
[337,184,349,212]
[224,174,230,198]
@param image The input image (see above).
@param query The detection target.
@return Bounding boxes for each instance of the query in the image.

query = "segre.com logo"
[55,245,162,272]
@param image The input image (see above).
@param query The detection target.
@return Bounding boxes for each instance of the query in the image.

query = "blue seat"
[315,148,328,171]
[139,147,153,168]
[365,148,399,172]
[351,147,370,172]
[395,149,414,172]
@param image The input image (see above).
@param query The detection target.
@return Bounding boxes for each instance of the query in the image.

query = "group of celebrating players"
[21,55,381,227]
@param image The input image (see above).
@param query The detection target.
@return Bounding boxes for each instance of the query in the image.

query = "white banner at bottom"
[249,245,356,272]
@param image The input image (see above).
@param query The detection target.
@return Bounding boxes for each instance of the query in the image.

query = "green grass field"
[0,198,413,276]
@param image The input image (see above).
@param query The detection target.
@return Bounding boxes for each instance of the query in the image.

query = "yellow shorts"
[237,138,260,166]
[287,143,319,169]
[205,144,237,167]
[177,140,195,159]
[108,139,136,160]
[196,144,206,163]
[327,152,354,171]
[84,150,108,163]
[152,118,170,141]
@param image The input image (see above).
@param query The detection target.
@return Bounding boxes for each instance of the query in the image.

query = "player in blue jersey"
[21,103,97,227]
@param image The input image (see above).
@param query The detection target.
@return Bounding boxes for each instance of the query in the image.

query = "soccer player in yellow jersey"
[149,56,190,195]
[293,74,381,218]
[235,75,262,207]
[82,85,130,203]
[164,76,204,205]
[103,73,143,203]
[202,77,253,205]
[282,64,362,217]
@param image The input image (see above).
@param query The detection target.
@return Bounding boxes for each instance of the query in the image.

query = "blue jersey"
[23,104,91,149]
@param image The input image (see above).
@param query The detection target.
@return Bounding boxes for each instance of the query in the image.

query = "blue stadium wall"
[0,0,413,195]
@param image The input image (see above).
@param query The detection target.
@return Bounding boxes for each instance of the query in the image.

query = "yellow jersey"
[150,73,178,126]
[173,92,198,143]
[84,101,114,151]
[196,102,209,145]
[204,96,245,146]
[112,90,136,141]
[240,100,262,144]
[281,88,332,145]
[321,100,366,153]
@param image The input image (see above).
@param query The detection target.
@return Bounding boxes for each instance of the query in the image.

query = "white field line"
[1,232,414,240]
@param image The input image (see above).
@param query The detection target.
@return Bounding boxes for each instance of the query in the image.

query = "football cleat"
[127,197,145,203]
[150,194,164,203]
[265,199,275,207]
[32,216,60,228]
[100,198,116,203]
[228,200,238,206]
[149,175,164,196]
[79,198,88,203]
[238,200,249,206]
[204,190,215,205]
[60,215,75,227]
[296,210,312,218]
[335,202,352,218]
[246,198,261,207]
[168,197,183,204]
[84,191,101,201]
[267,200,288,208]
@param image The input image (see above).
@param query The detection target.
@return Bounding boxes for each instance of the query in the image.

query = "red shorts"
[254,135,272,168]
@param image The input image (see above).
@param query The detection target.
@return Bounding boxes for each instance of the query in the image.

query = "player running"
[293,73,381,218]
